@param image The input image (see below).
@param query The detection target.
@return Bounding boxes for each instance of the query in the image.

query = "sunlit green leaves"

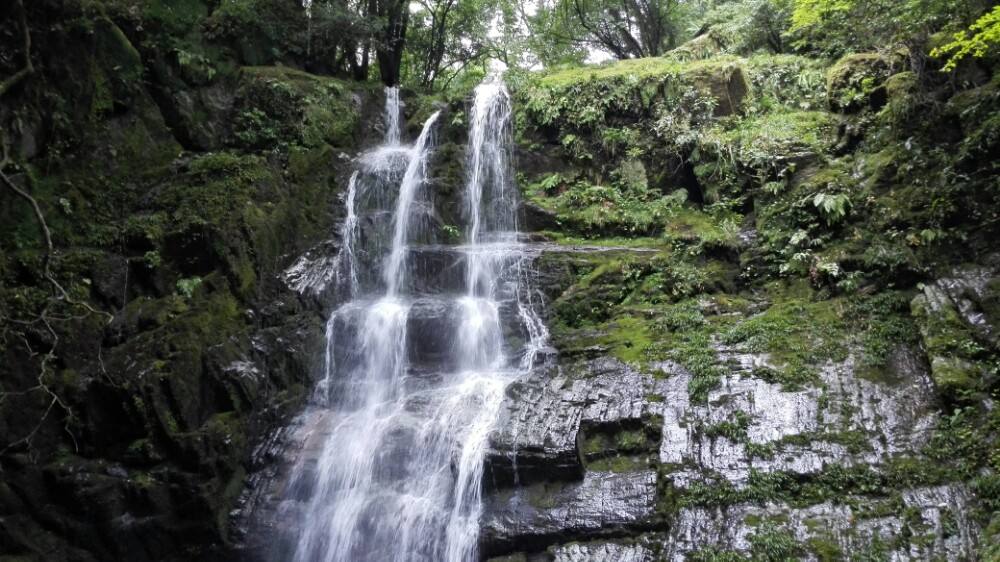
[812,192,851,223]
[931,5,1000,71]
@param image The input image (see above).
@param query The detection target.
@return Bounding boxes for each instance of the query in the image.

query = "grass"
[536,55,744,89]
[697,110,837,168]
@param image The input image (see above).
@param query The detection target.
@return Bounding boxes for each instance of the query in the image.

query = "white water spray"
[275,79,546,562]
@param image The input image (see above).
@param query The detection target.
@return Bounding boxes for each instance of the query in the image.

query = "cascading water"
[273,82,546,562]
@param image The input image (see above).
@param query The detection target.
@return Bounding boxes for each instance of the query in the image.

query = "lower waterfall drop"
[275,82,546,562]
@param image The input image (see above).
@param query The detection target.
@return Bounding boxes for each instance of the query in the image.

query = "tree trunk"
[376,0,409,86]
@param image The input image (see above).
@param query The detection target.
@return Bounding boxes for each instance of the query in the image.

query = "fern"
[812,192,851,223]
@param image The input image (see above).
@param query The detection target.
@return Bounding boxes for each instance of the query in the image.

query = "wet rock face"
[911,265,1000,399]
[658,484,980,561]
[481,250,990,560]
[482,470,659,556]
[485,357,659,489]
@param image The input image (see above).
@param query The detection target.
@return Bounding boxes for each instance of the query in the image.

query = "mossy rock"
[93,17,144,111]
[928,356,979,395]
[231,66,366,149]
[686,61,750,116]
[910,285,986,399]
[884,71,918,101]
[670,32,729,62]
[826,53,893,113]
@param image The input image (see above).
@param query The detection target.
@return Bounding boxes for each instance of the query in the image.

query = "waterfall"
[384,111,441,296]
[385,86,402,146]
[336,171,360,299]
[275,79,545,562]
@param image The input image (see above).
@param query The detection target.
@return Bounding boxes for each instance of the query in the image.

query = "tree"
[931,5,1000,71]
[692,0,792,55]
[404,0,493,89]
[559,0,687,59]
[374,0,410,85]
[788,0,988,60]
[308,0,379,79]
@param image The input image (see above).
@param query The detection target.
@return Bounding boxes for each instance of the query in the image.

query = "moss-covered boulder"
[687,61,749,116]
[826,53,893,112]
[910,278,994,399]
[231,66,371,150]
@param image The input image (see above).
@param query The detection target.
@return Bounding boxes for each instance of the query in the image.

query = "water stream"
[275,81,545,562]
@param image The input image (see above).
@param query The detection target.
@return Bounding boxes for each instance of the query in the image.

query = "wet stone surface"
[481,288,982,559]
[481,470,659,556]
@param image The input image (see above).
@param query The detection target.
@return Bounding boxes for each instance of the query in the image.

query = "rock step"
[481,470,660,557]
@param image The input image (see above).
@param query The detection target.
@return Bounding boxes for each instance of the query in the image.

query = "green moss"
[701,410,753,442]
[548,251,723,366]
[663,205,742,251]
[587,455,650,473]
[581,433,612,456]
[525,174,688,238]
[537,56,743,89]
[825,53,892,111]
[696,110,837,170]
[525,482,563,509]
[680,457,953,511]
[234,67,366,149]
[601,316,656,364]
[615,429,650,450]
[910,286,989,399]
[721,292,847,389]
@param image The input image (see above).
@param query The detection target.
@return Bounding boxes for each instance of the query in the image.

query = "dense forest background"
[5,0,998,93]
[1,0,1000,560]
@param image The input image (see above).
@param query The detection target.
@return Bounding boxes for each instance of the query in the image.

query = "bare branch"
[0,0,34,98]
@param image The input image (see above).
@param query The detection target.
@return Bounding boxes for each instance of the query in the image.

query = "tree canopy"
[292,0,999,89]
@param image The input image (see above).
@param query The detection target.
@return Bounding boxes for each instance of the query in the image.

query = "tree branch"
[0,136,112,461]
[0,0,34,98]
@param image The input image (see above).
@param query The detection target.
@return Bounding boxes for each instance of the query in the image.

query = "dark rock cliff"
[0,2,385,559]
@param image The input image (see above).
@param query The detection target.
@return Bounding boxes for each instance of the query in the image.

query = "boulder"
[481,470,659,556]
[686,61,750,116]
[826,53,893,113]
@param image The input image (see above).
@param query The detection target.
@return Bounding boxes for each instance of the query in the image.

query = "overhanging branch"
[0,0,34,98]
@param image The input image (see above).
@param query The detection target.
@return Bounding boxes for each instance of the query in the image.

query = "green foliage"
[232,68,361,149]
[687,548,749,562]
[543,0,696,60]
[689,0,793,56]
[825,53,892,112]
[694,109,836,200]
[176,277,203,298]
[749,524,804,561]
[745,54,828,112]
[701,410,753,441]
[787,0,979,56]
[931,6,1000,70]
[527,174,688,237]
[234,108,281,148]
[812,192,850,223]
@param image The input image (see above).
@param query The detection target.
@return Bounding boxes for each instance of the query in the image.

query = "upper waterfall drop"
[465,80,516,244]
[385,86,402,146]
[385,110,441,296]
